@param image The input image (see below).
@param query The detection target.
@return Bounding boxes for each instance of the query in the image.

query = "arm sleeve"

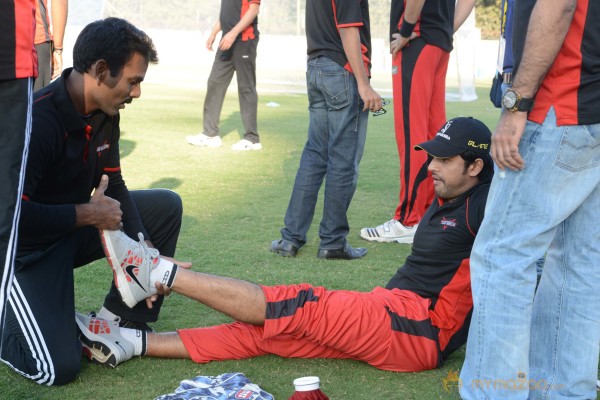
[102,120,149,241]
[334,0,364,28]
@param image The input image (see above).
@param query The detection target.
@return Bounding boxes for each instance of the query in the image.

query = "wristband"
[53,48,63,55]
[399,20,416,38]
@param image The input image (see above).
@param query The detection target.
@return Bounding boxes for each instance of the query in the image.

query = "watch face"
[503,90,518,109]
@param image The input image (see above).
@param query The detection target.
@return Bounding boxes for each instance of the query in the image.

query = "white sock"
[120,327,147,356]
[150,258,179,288]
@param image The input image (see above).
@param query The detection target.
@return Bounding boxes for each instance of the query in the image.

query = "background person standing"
[186,0,262,151]
[33,0,68,90]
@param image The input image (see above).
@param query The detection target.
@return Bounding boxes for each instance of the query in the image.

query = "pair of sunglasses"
[372,98,390,117]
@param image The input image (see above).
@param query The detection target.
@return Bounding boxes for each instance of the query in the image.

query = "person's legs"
[33,42,52,91]
[102,189,183,323]
[279,58,329,249]
[1,234,88,385]
[0,78,32,352]
[528,125,600,399]
[318,60,368,249]
[203,50,236,137]
[392,40,447,227]
[156,282,438,372]
[233,39,259,143]
[460,109,600,399]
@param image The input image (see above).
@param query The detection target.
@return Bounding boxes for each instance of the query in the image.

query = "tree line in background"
[105,0,501,40]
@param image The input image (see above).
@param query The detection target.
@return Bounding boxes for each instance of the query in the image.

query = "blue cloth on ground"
[155,372,274,400]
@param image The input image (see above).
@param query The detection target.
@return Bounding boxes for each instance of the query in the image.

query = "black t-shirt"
[219,0,260,42]
[305,0,372,74]
[386,182,489,306]
[19,68,147,250]
[390,0,456,52]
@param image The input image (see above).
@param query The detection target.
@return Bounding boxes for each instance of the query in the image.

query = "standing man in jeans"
[270,0,382,260]
[460,0,600,398]
[0,0,37,351]
[186,0,262,151]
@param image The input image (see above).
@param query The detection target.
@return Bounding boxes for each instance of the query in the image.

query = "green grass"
[0,84,501,399]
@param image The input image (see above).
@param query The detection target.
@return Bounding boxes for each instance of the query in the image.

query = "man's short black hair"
[460,150,494,182]
[73,17,158,77]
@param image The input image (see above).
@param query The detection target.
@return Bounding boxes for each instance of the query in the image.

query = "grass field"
[0,83,503,399]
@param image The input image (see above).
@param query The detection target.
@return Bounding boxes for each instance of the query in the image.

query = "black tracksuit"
[0,68,183,385]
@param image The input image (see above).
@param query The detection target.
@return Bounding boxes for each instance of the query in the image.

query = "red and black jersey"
[19,68,147,250]
[0,0,38,80]
[219,0,260,42]
[305,0,372,75]
[390,0,456,52]
[385,181,490,358]
[514,0,600,126]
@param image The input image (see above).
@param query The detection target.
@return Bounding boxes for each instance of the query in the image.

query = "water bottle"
[288,376,330,400]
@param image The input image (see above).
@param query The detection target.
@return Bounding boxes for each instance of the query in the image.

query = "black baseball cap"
[414,117,492,158]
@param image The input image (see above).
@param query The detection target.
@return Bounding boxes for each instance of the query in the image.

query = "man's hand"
[492,112,528,171]
[75,175,122,230]
[358,83,383,113]
[391,32,417,58]
[52,51,63,79]
[219,31,237,51]
[206,34,217,51]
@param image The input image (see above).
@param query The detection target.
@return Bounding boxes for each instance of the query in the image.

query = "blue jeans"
[460,108,600,399]
[280,56,368,249]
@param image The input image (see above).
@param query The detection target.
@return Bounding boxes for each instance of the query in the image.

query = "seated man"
[0,18,187,386]
[78,117,493,373]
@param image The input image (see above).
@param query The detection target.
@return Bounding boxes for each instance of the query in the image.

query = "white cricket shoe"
[360,219,418,244]
[75,312,135,368]
[186,133,223,147]
[231,139,262,151]
[100,230,160,308]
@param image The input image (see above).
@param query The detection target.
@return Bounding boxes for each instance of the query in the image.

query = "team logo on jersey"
[234,389,254,399]
[97,141,110,156]
[440,217,457,230]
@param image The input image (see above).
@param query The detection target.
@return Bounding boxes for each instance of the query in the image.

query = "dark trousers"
[0,78,32,353]
[34,42,52,91]
[203,38,259,143]
[0,189,182,385]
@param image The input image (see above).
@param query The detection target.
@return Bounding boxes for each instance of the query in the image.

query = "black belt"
[502,72,513,84]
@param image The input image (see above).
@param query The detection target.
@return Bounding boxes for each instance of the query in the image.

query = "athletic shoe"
[231,139,262,151]
[75,312,134,368]
[100,230,160,308]
[359,219,418,244]
[186,133,223,147]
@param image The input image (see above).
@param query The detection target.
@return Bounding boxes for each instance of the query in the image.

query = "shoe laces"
[135,232,160,260]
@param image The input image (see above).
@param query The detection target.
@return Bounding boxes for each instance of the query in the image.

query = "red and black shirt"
[390,0,456,52]
[0,0,38,79]
[385,181,490,359]
[305,0,372,75]
[19,68,147,250]
[514,0,600,125]
[220,0,260,42]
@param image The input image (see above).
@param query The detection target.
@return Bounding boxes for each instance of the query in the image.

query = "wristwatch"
[502,88,534,112]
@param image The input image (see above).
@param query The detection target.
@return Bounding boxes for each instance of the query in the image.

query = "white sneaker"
[75,312,134,368]
[231,139,262,151]
[100,230,160,308]
[186,133,222,147]
[359,219,418,244]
